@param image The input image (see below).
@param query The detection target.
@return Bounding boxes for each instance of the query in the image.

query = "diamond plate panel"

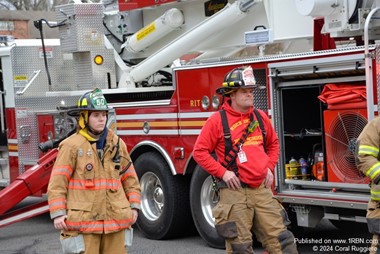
[11,45,76,96]
[253,69,268,112]
[15,96,79,171]
[10,44,115,171]
[56,3,105,53]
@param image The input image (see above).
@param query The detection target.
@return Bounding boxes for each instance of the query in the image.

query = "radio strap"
[219,110,258,176]
[254,108,267,153]
[210,108,267,196]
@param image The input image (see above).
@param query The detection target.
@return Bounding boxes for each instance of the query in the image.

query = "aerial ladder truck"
[1,0,380,249]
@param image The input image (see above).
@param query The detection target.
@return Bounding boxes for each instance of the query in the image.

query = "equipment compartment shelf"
[280,86,325,165]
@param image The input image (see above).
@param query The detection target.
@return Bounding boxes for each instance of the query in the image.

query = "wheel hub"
[140,172,164,221]
[154,187,164,204]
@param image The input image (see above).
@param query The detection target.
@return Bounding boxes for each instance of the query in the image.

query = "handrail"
[364,7,380,121]
[16,70,41,95]
[0,90,4,133]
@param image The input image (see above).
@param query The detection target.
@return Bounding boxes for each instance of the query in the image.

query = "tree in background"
[0,0,16,10]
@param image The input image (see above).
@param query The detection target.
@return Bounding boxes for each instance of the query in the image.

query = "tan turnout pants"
[82,230,127,254]
[367,200,380,254]
[212,183,298,254]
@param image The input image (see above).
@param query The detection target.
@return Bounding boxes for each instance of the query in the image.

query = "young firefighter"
[193,66,298,254]
[47,88,141,254]
[356,117,380,254]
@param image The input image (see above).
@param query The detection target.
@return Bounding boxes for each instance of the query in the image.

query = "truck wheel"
[190,165,225,249]
[134,151,192,239]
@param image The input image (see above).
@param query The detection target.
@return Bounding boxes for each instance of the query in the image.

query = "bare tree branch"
[1,0,67,11]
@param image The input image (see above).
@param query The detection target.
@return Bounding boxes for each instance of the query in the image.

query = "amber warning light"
[94,55,104,65]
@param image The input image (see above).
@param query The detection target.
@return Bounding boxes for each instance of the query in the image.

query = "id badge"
[238,149,247,163]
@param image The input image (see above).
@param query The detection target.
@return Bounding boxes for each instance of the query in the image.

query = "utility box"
[54,3,116,90]
[56,3,104,53]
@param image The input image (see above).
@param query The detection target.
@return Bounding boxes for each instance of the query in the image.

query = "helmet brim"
[216,85,256,96]
[67,106,110,117]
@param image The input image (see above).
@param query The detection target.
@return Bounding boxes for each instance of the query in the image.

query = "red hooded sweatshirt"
[193,99,279,188]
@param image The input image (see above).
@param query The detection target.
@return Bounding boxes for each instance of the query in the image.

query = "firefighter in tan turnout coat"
[47,88,141,254]
[357,116,380,254]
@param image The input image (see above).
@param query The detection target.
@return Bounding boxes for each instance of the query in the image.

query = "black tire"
[190,165,225,249]
[134,151,193,239]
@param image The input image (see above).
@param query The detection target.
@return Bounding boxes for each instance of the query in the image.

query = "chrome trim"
[130,140,177,175]
[364,7,380,121]
[117,113,177,120]
[109,99,172,108]
[117,130,179,136]
[173,46,374,71]
[7,139,18,144]
[178,112,213,118]
[179,129,201,135]
[116,112,212,120]
[277,192,368,210]
[284,179,369,191]
[0,90,4,133]
[45,86,174,97]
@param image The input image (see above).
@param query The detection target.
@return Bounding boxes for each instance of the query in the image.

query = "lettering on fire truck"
[190,99,201,107]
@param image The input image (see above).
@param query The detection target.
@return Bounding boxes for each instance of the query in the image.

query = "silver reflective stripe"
[366,162,380,179]
[359,145,379,157]
[371,189,380,201]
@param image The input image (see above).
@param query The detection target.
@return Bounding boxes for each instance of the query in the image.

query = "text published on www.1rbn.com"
[294,237,377,253]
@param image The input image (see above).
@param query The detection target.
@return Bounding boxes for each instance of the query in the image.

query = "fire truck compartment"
[270,50,370,226]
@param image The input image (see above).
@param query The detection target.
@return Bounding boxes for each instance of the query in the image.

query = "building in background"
[0,1,58,39]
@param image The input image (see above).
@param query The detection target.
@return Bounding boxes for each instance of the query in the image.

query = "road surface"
[0,198,373,254]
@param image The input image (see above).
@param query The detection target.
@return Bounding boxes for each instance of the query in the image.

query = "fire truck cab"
[1,0,380,249]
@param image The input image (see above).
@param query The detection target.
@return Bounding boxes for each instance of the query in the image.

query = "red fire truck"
[0,0,379,249]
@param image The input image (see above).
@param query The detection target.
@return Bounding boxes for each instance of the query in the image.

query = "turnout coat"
[47,129,141,234]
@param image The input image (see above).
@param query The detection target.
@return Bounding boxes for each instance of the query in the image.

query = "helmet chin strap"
[83,111,108,138]
[221,94,226,105]
[87,125,104,137]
